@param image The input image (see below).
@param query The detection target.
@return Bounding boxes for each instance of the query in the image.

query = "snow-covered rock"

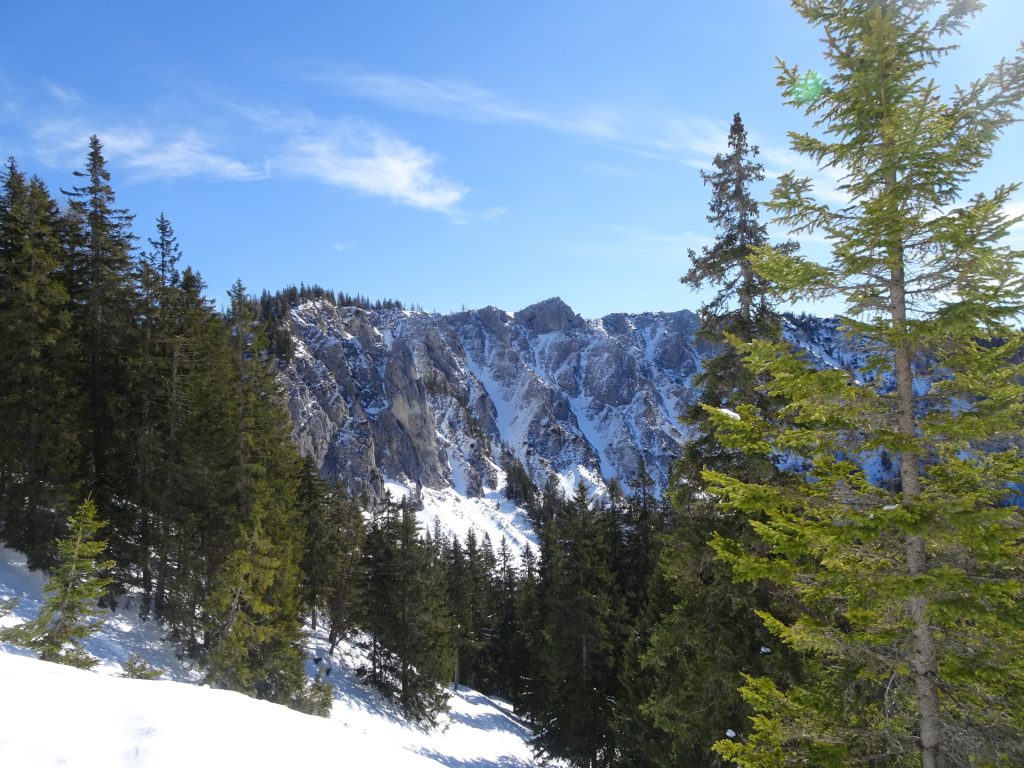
[282,297,712,502]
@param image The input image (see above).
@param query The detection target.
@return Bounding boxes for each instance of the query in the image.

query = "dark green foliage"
[205,503,308,707]
[363,495,454,725]
[0,160,77,567]
[490,535,526,701]
[532,481,619,768]
[446,527,501,694]
[296,456,366,646]
[608,475,675,768]
[149,267,240,650]
[1,498,114,668]
[641,112,802,768]
[132,213,183,616]
[501,447,536,507]
[681,113,796,326]
[62,137,138,578]
[0,144,348,717]
[512,543,545,723]
[198,279,321,711]
[610,568,675,768]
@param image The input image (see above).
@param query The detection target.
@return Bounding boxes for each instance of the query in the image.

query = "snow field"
[0,547,539,767]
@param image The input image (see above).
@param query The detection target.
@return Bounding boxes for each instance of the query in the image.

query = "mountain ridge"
[282,295,726,503]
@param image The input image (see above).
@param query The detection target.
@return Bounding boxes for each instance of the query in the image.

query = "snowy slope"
[0,548,538,768]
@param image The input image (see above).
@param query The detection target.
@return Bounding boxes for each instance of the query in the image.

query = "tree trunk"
[890,259,942,768]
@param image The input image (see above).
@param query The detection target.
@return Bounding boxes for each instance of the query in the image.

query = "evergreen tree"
[364,496,454,725]
[61,136,138,580]
[205,503,308,707]
[121,653,162,680]
[296,458,366,646]
[681,113,796,327]
[0,160,77,565]
[611,567,675,768]
[324,485,366,653]
[447,527,500,693]
[202,280,313,712]
[609,482,675,768]
[533,481,618,768]
[491,535,525,701]
[296,456,337,631]
[501,447,537,507]
[514,542,546,724]
[644,114,801,767]
[151,267,236,648]
[132,214,184,614]
[1,498,113,668]
[708,3,1024,766]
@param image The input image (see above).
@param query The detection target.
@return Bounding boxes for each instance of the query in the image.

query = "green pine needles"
[706,2,1024,766]
[1,498,114,669]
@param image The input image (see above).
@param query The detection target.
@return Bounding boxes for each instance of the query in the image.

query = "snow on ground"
[385,480,539,555]
[0,548,201,683]
[0,547,539,767]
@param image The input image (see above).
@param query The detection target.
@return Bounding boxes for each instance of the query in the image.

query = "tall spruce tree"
[62,136,138,579]
[707,2,1024,766]
[681,113,796,328]
[132,214,184,614]
[643,115,801,767]
[295,457,367,646]
[151,267,235,647]
[203,280,311,710]
[0,160,77,565]
[364,495,454,725]
[533,481,618,768]
[609,474,674,768]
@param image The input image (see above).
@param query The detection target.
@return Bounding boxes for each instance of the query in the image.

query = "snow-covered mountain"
[283,296,716,503]
[281,297,870,512]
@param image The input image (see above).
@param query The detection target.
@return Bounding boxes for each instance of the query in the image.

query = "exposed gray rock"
[280,299,872,512]
[514,297,584,335]
[281,297,713,499]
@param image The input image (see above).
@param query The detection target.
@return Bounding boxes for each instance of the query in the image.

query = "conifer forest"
[1,2,1022,766]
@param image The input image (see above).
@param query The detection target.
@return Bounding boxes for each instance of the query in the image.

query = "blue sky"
[2,1,1021,319]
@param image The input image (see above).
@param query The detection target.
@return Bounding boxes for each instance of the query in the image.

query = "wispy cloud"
[479,206,508,221]
[118,130,262,181]
[327,72,546,126]
[276,122,466,213]
[31,120,262,181]
[28,101,469,216]
[320,69,871,215]
[44,81,81,104]
[314,69,725,165]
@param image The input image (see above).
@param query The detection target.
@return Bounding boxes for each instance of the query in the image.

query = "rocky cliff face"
[281,297,718,500]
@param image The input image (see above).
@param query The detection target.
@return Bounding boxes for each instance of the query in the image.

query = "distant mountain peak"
[514,297,583,334]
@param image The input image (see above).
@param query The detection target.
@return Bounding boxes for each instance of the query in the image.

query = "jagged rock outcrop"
[280,297,717,499]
